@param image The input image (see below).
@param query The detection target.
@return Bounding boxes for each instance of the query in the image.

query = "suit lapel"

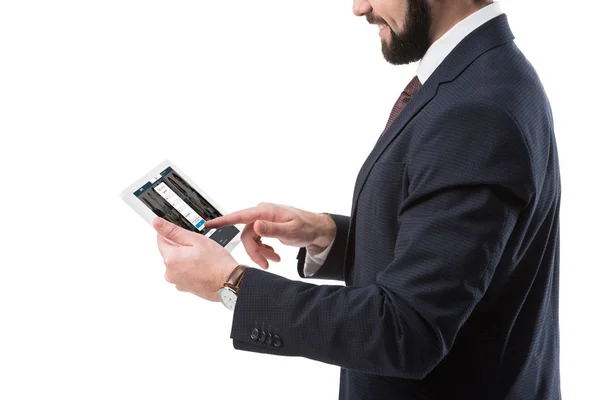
[350,79,438,211]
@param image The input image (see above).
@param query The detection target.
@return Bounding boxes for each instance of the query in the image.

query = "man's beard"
[372,0,432,65]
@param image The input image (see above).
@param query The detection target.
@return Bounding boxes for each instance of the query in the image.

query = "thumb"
[254,220,295,239]
[152,217,196,246]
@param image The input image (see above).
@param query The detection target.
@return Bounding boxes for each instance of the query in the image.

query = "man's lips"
[366,14,391,38]
[378,24,391,38]
[370,20,390,37]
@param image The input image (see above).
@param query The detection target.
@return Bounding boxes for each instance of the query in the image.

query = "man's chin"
[382,50,407,66]
[381,46,395,63]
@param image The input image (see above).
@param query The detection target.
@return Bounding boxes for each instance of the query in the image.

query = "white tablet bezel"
[119,159,241,252]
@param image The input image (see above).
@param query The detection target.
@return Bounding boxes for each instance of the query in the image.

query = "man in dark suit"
[151,0,561,398]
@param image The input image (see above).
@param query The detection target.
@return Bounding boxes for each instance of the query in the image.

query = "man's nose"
[353,0,372,17]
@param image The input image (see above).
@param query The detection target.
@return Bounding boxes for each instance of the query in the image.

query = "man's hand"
[152,217,239,302]
[204,202,336,269]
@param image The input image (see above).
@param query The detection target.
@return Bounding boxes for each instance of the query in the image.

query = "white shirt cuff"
[303,239,334,277]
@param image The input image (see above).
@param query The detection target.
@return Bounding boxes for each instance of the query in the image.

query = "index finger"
[205,207,274,229]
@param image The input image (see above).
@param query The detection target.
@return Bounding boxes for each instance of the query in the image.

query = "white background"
[0,0,598,398]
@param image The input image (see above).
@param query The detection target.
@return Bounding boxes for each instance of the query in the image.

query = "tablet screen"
[133,166,239,247]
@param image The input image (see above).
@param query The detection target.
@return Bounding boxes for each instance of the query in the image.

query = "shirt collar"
[417,2,504,84]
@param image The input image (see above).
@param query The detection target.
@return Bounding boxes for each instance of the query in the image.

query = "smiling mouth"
[367,14,391,37]
[370,19,390,32]
[375,23,391,38]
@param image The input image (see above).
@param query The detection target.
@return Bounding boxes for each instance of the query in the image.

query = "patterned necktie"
[383,75,422,133]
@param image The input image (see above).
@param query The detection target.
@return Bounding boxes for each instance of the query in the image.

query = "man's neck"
[429,0,494,44]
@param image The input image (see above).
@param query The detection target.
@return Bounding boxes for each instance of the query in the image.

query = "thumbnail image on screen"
[134,167,239,248]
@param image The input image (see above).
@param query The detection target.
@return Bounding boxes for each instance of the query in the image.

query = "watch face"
[218,287,237,310]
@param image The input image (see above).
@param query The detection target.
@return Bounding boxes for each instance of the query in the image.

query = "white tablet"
[120,160,241,252]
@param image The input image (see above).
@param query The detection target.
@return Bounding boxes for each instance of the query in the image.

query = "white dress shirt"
[303,2,504,277]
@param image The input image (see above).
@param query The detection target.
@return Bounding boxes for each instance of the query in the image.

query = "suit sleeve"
[230,101,535,379]
[296,214,350,281]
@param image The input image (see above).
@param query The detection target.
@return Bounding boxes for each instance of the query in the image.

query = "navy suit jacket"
[231,15,561,400]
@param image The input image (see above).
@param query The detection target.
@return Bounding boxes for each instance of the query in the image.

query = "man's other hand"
[205,203,336,269]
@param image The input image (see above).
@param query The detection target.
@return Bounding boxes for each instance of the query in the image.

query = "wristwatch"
[218,265,249,310]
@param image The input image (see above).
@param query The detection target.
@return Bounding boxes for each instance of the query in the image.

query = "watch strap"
[224,265,249,292]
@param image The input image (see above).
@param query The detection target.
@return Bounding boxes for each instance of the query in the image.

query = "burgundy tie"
[383,75,422,132]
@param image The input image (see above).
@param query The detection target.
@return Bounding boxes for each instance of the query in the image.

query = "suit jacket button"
[251,328,259,341]
[265,333,273,345]
[258,330,267,342]
[272,335,282,348]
